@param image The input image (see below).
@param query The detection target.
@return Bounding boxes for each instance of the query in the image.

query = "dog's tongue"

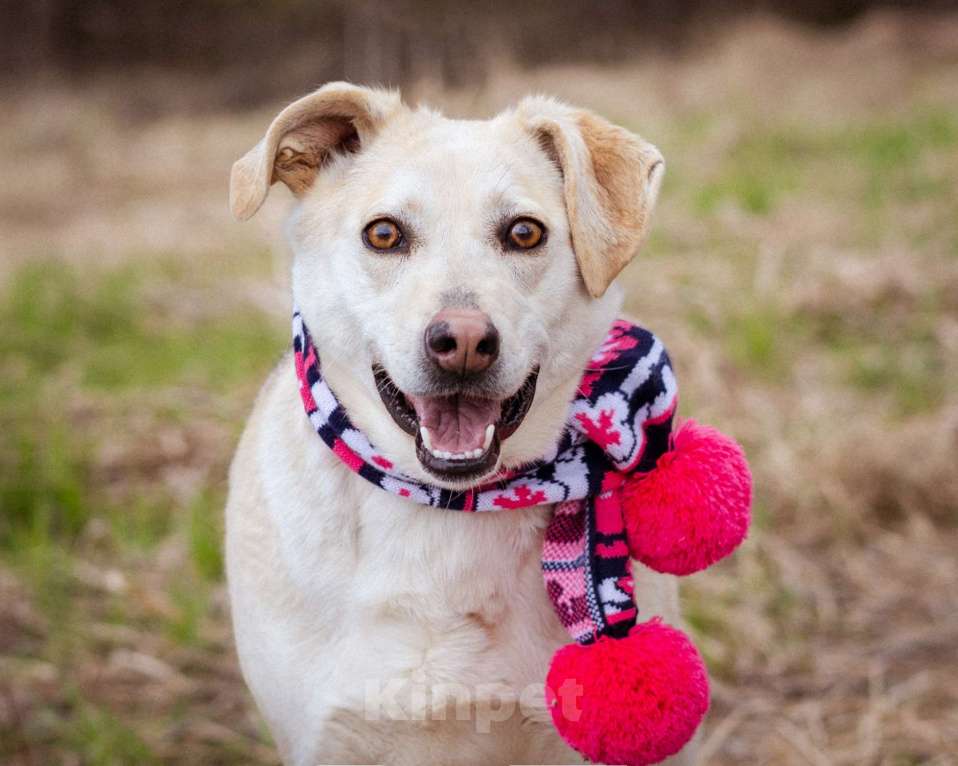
[407,394,499,453]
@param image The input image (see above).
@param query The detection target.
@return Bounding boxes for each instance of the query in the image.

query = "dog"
[225,82,694,766]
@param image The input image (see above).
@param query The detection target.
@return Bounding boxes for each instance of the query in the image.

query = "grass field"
[2,12,957,765]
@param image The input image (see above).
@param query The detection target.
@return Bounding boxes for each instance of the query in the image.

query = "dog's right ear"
[516,96,664,299]
[229,82,402,221]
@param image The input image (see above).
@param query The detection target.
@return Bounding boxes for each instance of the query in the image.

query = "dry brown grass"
[1,10,956,765]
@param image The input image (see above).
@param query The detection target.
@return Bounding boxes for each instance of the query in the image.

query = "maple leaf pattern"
[493,485,548,509]
[574,408,622,448]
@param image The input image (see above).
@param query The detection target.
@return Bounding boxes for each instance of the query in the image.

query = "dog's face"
[231,83,663,488]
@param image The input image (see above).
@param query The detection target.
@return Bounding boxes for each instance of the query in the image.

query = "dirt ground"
[1,10,957,765]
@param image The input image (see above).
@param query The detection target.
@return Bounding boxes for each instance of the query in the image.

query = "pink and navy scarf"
[293,312,678,644]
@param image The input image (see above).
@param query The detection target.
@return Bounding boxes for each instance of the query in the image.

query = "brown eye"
[363,219,405,251]
[506,218,545,250]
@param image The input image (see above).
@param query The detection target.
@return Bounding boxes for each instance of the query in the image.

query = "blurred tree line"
[3,0,953,107]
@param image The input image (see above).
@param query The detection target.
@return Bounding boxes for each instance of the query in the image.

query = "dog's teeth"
[445,451,481,461]
[424,442,488,462]
[482,424,495,451]
[419,426,433,451]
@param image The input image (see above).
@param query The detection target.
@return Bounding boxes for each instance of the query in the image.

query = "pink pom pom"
[623,419,751,575]
[546,619,709,766]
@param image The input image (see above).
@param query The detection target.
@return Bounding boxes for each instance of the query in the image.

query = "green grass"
[725,302,949,414]
[796,291,949,415]
[2,261,282,395]
[166,576,211,646]
[724,304,787,376]
[187,489,225,582]
[0,256,283,671]
[0,260,283,554]
[0,256,284,761]
[109,496,177,551]
[850,109,957,171]
[686,108,958,223]
[846,341,946,414]
[0,257,282,662]
[62,695,158,765]
[1,426,92,547]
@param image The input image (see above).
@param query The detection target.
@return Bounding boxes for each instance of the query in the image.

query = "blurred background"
[2,1,957,764]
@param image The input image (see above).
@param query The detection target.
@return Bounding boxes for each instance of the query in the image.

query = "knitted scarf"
[293,312,677,645]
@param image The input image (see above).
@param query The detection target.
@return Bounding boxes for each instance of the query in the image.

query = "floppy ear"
[517,96,665,298]
[229,82,402,221]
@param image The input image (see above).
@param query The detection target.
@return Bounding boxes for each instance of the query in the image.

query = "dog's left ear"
[517,97,665,298]
[229,82,402,221]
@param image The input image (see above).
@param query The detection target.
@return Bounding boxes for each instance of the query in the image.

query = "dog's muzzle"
[373,365,538,482]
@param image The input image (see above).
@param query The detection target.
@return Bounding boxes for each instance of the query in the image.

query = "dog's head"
[231,83,663,488]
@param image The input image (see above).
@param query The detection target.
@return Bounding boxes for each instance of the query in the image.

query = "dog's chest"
[270,450,555,623]
[324,484,568,689]
[352,490,549,617]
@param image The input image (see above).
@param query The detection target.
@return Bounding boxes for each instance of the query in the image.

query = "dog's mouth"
[373,366,539,483]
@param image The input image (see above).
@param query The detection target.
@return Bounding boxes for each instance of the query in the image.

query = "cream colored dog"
[225,82,693,766]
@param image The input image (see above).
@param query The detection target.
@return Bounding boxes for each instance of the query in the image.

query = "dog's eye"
[505,218,545,250]
[363,219,406,252]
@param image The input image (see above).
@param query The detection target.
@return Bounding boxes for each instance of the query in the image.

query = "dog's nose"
[424,309,500,376]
